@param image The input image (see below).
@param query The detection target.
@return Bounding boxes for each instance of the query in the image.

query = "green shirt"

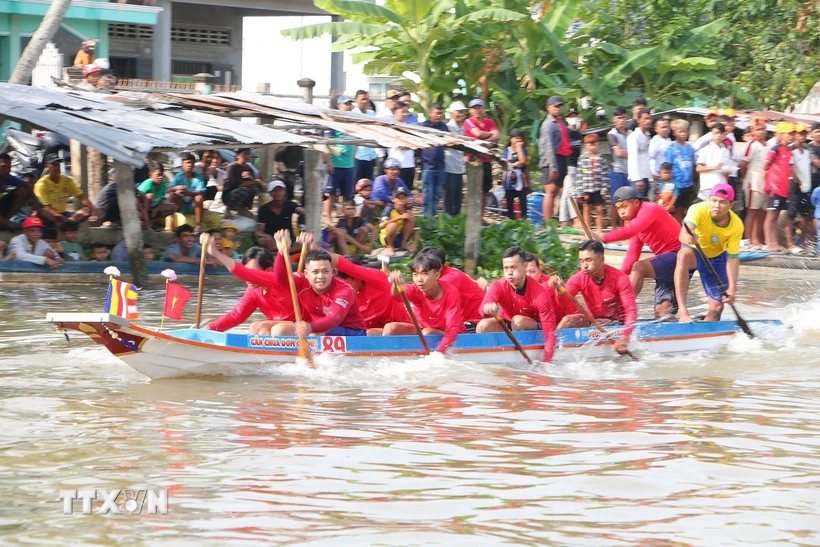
[60,240,84,261]
[330,132,355,169]
[136,178,168,208]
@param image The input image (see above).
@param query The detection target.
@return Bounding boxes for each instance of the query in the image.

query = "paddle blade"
[297,337,315,368]
[732,305,755,338]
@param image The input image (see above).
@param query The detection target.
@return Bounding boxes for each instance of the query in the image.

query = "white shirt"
[792,146,812,193]
[8,234,52,265]
[740,140,767,193]
[388,148,415,168]
[696,142,732,200]
[648,135,671,178]
[626,128,651,181]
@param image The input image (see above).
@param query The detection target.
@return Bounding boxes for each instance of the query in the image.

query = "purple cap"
[710,183,735,201]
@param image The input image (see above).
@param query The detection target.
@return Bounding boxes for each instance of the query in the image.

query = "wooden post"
[87,149,106,207]
[113,162,147,287]
[70,139,87,194]
[464,160,483,276]
[256,118,275,184]
[297,78,316,104]
[303,148,324,236]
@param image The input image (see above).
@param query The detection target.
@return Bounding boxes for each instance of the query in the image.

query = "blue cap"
[468,99,484,108]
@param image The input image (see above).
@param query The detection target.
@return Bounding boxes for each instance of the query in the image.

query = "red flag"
[163,282,192,320]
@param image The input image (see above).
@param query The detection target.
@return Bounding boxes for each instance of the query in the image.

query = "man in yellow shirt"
[674,183,744,323]
[34,154,96,225]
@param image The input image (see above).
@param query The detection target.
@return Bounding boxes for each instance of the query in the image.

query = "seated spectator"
[144,243,155,262]
[255,179,305,254]
[353,178,377,224]
[379,187,418,255]
[169,152,208,233]
[42,227,62,257]
[331,198,373,255]
[0,152,36,230]
[371,159,413,207]
[220,238,239,259]
[7,217,63,268]
[162,224,202,263]
[0,240,6,260]
[90,243,109,262]
[223,148,265,219]
[34,155,97,226]
[59,221,83,261]
[136,162,178,228]
[221,221,240,252]
[111,241,155,262]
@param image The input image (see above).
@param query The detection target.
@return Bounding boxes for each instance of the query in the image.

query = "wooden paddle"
[277,239,315,367]
[297,243,308,273]
[683,224,754,338]
[494,314,533,364]
[558,284,639,361]
[194,243,207,329]
[568,195,594,240]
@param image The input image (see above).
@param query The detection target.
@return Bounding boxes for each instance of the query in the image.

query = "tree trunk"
[113,162,147,287]
[303,149,325,237]
[9,0,72,85]
[87,150,107,206]
[464,161,483,277]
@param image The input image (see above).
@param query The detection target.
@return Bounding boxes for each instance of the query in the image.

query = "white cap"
[449,101,467,113]
[268,180,286,192]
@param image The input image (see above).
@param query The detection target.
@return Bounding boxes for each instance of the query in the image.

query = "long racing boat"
[45,313,785,379]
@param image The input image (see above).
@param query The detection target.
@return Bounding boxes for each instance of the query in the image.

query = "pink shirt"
[603,202,682,274]
[564,265,638,337]
[764,144,793,198]
[463,117,498,163]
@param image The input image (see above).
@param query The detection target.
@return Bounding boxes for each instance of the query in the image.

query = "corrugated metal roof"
[0,84,316,167]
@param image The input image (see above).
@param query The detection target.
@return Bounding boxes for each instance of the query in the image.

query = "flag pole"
[159,278,168,332]
[194,246,207,328]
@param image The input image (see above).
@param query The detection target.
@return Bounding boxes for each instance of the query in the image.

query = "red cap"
[710,183,735,202]
[22,217,45,229]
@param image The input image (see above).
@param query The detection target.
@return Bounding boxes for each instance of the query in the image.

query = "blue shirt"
[354,110,378,161]
[419,120,449,171]
[0,173,23,194]
[371,175,412,204]
[811,187,820,220]
[172,171,207,213]
[162,242,202,262]
[665,141,696,194]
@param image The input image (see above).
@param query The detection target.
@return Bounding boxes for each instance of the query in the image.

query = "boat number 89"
[322,336,347,353]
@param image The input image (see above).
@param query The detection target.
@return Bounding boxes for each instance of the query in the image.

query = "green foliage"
[409,215,578,280]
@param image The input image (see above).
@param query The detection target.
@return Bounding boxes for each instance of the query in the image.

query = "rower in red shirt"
[477,246,557,362]
[550,240,637,355]
[418,246,484,325]
[207,246,295,333]
[384,253,465,353]
[202,230,366,337]
[524,252,573,323]
[593,186,682,317]
[330,252,394,334]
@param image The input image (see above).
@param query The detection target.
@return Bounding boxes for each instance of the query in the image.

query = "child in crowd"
[220,238,239,259]
[59,221,83,261]
[221,221,241,253]
[353,178,377,225]
[332,199,373,255]
[143,243,155,262]
[576,133,608,232]
[170,152,208,234]
[43,227,62,258]
[136,161,178,228]
[379,187,418,256]
[90,243,109,262]
[655,163,676,211]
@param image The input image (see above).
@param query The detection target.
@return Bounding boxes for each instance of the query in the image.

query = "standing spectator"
[325,95,357,218]
[419,103,449,217]
[607,107,630,227]
[353,90,379,181]
[576,133,608,232]
[73,39,96,67]
[649,118,672,193]
[762,123,796,252]
[627,109,653,198]
[396,91,419,124]
[378,89,403,121]
[501,129,529,220]
[664,119,697,223]
[464,99,500,217]
[696,123,732,201]
[223,148,265,219]
[626,97,647,132]
[740,121,768,248]
[692,109,721,152]
[34,155,96,226]
[444,101,467,215]
[387,101,417,188]
[8,217,63,268]
[812,185,820,256]
[0,152,35,229]
[558,109,582,227]
[169,152,207,233]
[256,180,305,254]
[810,122,820,192]
[538,96,573,223]
[786,124,812,253]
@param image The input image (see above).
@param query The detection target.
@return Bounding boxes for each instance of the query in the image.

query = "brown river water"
[1,266,819,546]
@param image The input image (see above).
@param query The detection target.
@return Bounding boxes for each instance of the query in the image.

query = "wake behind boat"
[46,313,784,379]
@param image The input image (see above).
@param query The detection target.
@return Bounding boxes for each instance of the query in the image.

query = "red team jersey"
[440,264,485,322]
[564,265,638,337]
[395,283,465,353]
[207,277,295,332]
[534,275,574,322]
[482,278,557,362]
[335,256,394,329]
[602,202,682,274]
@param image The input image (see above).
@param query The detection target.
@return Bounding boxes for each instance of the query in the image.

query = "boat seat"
[4,128,41,148]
